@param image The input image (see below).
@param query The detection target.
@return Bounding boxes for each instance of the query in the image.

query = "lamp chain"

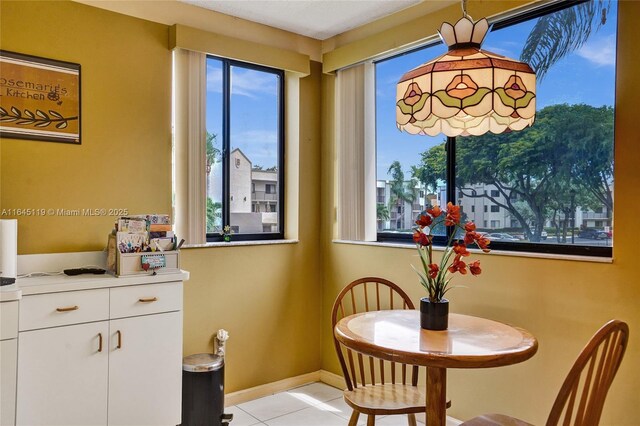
[461,0,469,19]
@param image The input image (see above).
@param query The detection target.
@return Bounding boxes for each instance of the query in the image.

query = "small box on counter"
[106,213,181,277]
[116,250,180,276]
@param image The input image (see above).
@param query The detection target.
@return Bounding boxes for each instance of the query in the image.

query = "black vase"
[420,297,449,330]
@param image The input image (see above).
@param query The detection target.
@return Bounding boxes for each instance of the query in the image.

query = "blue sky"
[205,60,280,171]
[376,2,618,180]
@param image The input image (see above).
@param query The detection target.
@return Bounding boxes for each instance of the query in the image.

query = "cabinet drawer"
[1,301,19,340]
[110,282,182,319]
[19,289,109,331]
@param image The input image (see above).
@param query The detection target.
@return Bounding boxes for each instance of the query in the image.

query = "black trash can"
[181,353,233,426]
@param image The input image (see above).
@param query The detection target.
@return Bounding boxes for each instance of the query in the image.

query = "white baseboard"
[225,371,321,406]
[319,369,345,389]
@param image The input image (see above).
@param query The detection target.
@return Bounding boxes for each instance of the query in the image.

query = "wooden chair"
[462,319,629,426]
[331,277,426,426]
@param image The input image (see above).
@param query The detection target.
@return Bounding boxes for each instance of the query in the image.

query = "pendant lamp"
[396,3,536,137]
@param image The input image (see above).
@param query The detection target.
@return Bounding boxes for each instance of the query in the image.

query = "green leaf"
[36,110,49,119]
[412,94,429,112]
[411,264,432,293]
[56,121,68,129]
[396,100,413,115]
[49,110,63,119]
[494,88,515,108]
[432,90,461,108]
[461,88,491,108]
[520,0,611,81]
[515,92,536,109]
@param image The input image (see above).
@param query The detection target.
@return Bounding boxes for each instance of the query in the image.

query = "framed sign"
[0,50,81,144]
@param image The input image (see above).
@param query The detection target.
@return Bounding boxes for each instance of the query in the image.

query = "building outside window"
[205,56,284,241]
[375,1,616,256]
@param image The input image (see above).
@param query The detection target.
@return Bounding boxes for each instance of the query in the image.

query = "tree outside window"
[375,1,616,256]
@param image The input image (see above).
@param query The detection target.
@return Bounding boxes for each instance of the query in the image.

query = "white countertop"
[0,284,22,302]
[16,271,190,296]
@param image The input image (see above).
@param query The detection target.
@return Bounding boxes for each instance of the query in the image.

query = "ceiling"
[179,0,423,40]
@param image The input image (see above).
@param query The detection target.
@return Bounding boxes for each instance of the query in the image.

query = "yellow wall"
[2,0,638,420]
[1,0,323,391]
[1,0,172,254]
[181,61,324,391]
[321,1,640,424]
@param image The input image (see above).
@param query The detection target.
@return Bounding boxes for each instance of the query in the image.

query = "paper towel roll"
[0,219,18,280]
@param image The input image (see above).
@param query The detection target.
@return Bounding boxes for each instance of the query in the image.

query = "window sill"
[183,239,298,249]
[332,239,613,264]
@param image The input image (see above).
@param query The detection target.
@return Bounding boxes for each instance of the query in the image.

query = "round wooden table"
[334,310,538,426]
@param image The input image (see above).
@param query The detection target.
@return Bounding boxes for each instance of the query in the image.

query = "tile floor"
[226,382,462,426]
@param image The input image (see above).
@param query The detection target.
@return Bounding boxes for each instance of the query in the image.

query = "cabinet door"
[16,321,109,426]
[108,311,182,426]
[1,339,18,426]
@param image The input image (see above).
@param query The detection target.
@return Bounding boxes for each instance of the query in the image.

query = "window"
[375,1,616,257]
[205,56,284,241]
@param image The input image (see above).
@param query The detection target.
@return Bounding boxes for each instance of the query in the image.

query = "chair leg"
[367,414,375,426]
[348,410,360,426]
[408,413,417,426]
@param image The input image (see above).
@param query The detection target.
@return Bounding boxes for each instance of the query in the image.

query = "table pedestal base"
[426,367,447,426]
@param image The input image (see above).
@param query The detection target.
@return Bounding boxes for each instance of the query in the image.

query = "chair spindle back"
[331,277,418,391]
[546,319,629,426]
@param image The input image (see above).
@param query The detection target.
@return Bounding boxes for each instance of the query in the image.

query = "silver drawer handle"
[138,297,158,303]
[56,305,79,312]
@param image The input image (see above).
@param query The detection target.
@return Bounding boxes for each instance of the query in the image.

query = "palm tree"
[377,204,390,230]
[206,132,220,176]
[206,198,222,232]
[520,0,611,81]
[387,161,417,230]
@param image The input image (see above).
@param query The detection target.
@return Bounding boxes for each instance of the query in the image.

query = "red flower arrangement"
[413,202,490,302]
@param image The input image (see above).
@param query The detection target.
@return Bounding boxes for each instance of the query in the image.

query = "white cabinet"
[16,322,109,426]
[1,339,18,426]
[108,312,182,426]
[15,281,183,426]
[1,299,19,426]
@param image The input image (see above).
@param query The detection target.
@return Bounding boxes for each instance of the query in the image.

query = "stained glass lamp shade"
[396,16,536,137]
